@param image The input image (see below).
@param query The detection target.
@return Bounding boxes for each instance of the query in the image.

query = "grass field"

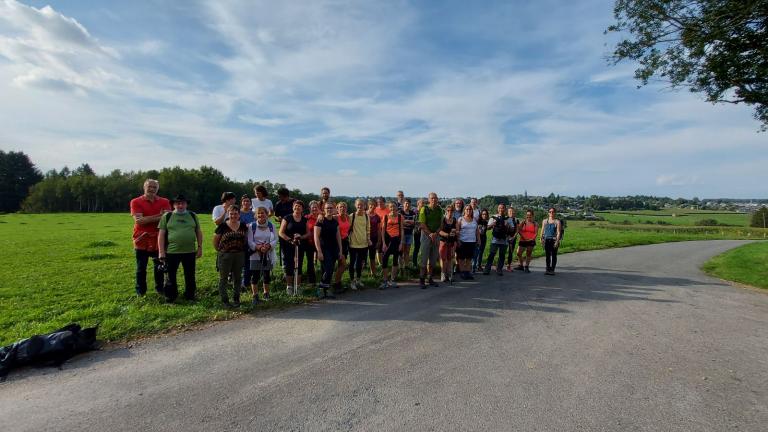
[595,208,751,227]
[1,213,765,346]
[702,242,768,290]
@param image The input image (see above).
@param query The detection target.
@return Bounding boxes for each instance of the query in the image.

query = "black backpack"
[559,219,566,240]
[491,215,509,240]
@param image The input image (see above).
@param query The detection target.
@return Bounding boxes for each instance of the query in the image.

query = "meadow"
[594,208,752,227]
[702,241,768,290]
[1,212,765,346]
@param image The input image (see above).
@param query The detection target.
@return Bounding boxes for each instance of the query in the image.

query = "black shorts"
[518,240,536,248]
[341,238,350,257]
[456,242,476,259]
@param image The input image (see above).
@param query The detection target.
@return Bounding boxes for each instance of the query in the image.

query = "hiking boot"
[482,271,490,275]
[325,288,336,299]
[524,266,530,273]
[429,278,439,287]
[316,286,325,298]
[515,265,524,271]
[233,301,241,308]
[419,278,427,289]
[251,297,259,306]
[390,280,398,288]
[286,286,294,296]
[350,280,358,291]
[466,272,475,280]
[497,271,503,276]
[379,281,389,290]
[440,273,447,282]
[263,292,270,301]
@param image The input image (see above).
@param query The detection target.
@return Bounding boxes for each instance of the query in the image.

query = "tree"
[751,206,768,228]
[607,0,768,130]
[0,150,43,212]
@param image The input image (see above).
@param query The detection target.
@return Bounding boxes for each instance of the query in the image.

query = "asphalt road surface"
[2,240,767,431]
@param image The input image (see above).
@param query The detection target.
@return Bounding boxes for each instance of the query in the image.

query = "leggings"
[368,239,379,263]
[349,247,367,279]
[382,236,401,268]
[506,237,518,265]
[544,238,558,270]
[282,241,303,277]
[320,246,339,285]
[302,243,316,283]
[412,230,420,267]
[251,268,272,284]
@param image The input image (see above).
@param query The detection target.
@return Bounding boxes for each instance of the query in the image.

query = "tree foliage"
[21,165,319,214]
[607,0,768,129]
[0,150,43,212]
[751,206,768,227]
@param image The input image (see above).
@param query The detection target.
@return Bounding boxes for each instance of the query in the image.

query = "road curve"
[1,240,767,431]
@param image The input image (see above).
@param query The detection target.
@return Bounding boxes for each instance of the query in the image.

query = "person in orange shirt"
[380,201,404,289]
[516,209,538,273]
[130,179,171,296]
[333,201,351,292]
[374,196,390,222]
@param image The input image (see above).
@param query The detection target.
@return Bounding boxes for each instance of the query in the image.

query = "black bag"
[491,216,509,240]
[0,323,99,380]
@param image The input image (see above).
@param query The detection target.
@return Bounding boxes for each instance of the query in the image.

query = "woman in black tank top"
[278,201,309,294]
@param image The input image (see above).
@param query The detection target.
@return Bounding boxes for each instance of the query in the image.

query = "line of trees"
[0,150,43,213]
[20,163,319,214]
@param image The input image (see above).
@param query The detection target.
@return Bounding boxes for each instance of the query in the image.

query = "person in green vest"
[418,192,443,289]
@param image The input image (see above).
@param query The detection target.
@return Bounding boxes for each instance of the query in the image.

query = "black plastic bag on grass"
[0,323,99,381]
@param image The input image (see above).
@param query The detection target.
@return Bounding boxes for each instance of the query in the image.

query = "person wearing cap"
[130,179,171,296]
[212,192,237,225]
[158,194,203,303]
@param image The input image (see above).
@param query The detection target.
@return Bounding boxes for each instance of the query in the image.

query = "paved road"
[2,240,767,431]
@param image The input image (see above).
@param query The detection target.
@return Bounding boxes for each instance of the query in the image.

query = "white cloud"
[656,174,700,187]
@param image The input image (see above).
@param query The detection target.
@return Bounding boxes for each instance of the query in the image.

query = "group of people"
[131,180,564,307]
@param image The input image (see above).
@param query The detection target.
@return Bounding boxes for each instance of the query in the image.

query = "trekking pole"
[294,240,300,296]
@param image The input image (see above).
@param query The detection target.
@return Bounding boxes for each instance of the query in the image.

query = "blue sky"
[0,0,765,198]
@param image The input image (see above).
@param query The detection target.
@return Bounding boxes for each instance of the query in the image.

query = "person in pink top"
[516,209,538,273]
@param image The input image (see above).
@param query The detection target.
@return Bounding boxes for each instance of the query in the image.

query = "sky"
[0,0,765,199]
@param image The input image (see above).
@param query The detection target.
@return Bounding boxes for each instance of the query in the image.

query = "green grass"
[702,242,768,290]
[1,213,766,346]
[594,208,750,227]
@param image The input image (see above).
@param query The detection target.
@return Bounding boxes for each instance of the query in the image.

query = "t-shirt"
[274,198,295,221]
[458,218,477,242]
[369,214,381,242]
[130,195,171,251]
[214,222,248,253]
[158,211,199,254]
[338,216,351,240]
[306,214,318,245]
[439,218,457,243]
[315,218,339,249]
[383,214,402,238]
[518,220,538,241]
[400,209,417,235]
[472,208,480,221]
[212,205,227,223]
[240,210,254,225]
[349,213,370,249]
[418,205,443,233]
[284,214,307,238]
[374,207,390,222]
[251,198,273,215]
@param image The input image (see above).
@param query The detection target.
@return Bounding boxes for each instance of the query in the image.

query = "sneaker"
[466,273,475,280]
[263,292,270,301]
[524,267,531,273]
[440,273,447,282]
[251,297,259,306]
[497,271,503,276]
[325,289,336,299]
[316,287,325,298]
[222,301,233,309]
[429,278,439,287]
[419,278,427,289]
[379,281,389,290]
[350,280,358,291]
[233,301,241,308]
[482,271,490,275]
[286,286,294,296]
[390,280,398,288]
[515,265,524,271]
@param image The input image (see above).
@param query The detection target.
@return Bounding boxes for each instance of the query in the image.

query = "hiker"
[469,198,480,220]
[400,199,417,268]
[239,195,255,289]
[303,201,321,286]
[278,200,308,295]
[213,205,248,307]
[505,207,520,271]
[516,209,538,273]
[212,192,236,225]
[380,201,404,289]
[374,197,389,222]
[158,194,203,303]
[473,209,490,273]
[247,207,277,304]
[412,198,424,268]
[438,204,458,282]
[418,192,443,288]
[395,190,406,211]
[130,179,171,296]
[319,186,332,209]
[484,203,513,276]
[273,187,295,223]
[251,184,274,218]
[348,198,371,290]
[451,199,465,221]
[314,202,343,298]
[540,207,562,275]
[457,206,480,279]
[333,201,351,292]
[367,200,382,276]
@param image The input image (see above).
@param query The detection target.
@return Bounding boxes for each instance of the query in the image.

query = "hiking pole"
[294,239,300,296]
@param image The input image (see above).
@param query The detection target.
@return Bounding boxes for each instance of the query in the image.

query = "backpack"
[163,211,199,252]
[349,212,369,235]
[491,215,508,240]
[558,219,566,240]
[248,221,275,256]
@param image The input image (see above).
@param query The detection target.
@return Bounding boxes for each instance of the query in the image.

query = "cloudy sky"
[0,0,765,198]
